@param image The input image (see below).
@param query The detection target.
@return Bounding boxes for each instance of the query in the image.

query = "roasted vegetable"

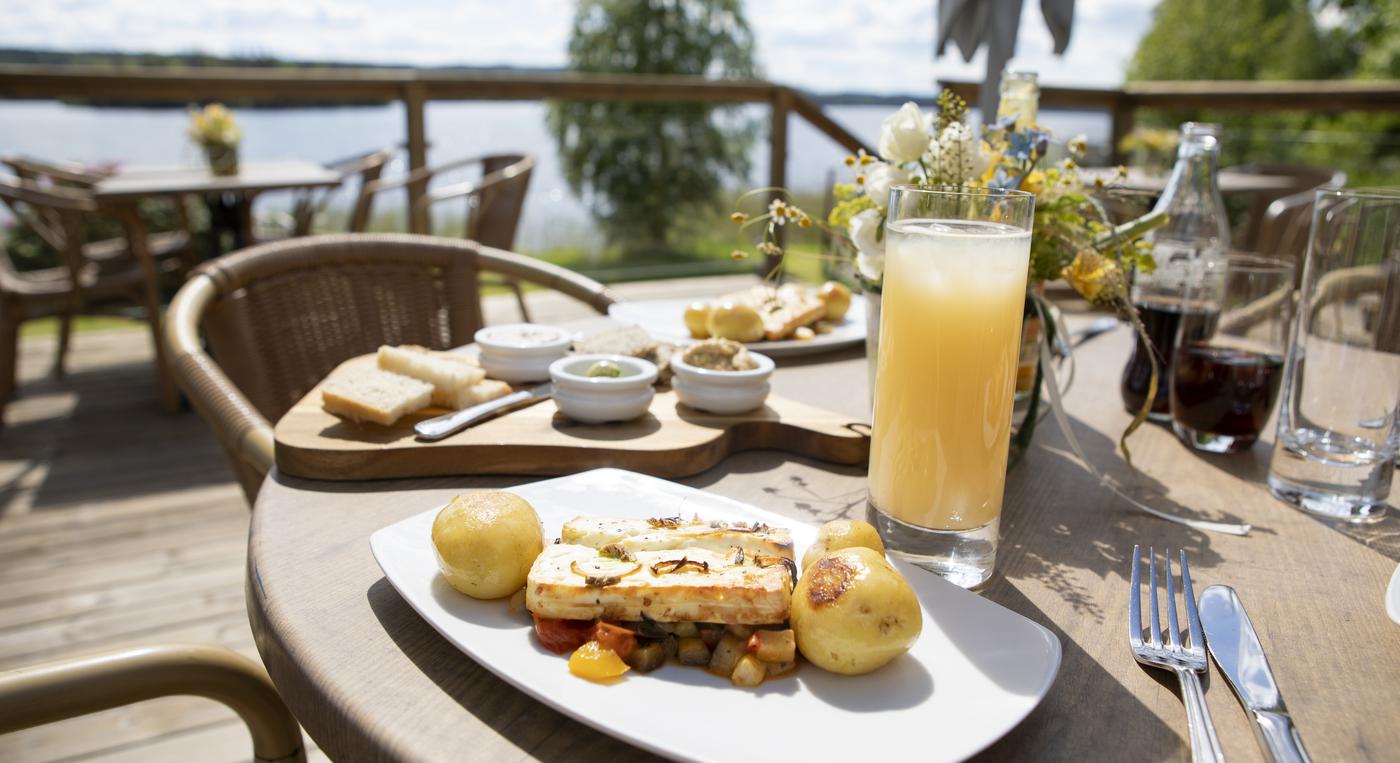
[765,658,797,677]
[672,621,700,638]
[533,614,595,655]
[729,654,767,687]
[677,637,711,666]
[568,640,630,682]
[726,623,756,640]
[747,629,796,663]
[698,622,725,649]
[625,641,667,673]
[591,622,637,660]
[708,634,746,676]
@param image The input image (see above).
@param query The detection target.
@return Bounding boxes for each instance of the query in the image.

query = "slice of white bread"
[377,345,486,408]
[443,378,513,409]
[321,368,434,426]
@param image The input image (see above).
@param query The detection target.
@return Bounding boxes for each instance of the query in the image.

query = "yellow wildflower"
[1023,170,1046,195]
[1061,250,1121,303]
[731,212,749,225]
[730,250,748,261]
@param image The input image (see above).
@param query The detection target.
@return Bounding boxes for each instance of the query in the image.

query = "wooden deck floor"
[0,276,754,762]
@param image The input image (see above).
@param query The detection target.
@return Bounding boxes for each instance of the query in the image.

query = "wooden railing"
[0,65,871,245]
[938,79,1400,163]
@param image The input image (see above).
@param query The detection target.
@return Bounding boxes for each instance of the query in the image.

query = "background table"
[94,160,342,251]
[249,317,1399,762]
[1079,166,1302,196]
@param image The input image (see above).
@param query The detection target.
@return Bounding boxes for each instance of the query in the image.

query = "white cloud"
[0,0,1156,91]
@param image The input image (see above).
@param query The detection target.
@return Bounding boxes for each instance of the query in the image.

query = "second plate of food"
[607,294,867,358]
[370,468,1060,763]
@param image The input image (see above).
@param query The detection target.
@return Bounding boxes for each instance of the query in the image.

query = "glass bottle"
[997,71,1039,130]
[1121,122,1230,420]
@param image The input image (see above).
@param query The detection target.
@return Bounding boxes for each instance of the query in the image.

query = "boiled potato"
[683,301,713,339]
[818,281,852,322]
[706,301,764,343]
[432,491,544,599]
[790,546,921,675]
[801,518,885,570]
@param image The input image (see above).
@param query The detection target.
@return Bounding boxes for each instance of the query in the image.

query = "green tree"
[547,0,758,251]
[1128,0,1400,185]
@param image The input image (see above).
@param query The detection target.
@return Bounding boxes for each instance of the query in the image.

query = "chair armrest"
[474,244,617,315]
[363,154,502,198]
[0,643,304,763]
[165,274,275,481]
[413,158,535,216]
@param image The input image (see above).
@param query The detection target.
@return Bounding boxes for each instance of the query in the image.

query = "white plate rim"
[370,468,1062,762]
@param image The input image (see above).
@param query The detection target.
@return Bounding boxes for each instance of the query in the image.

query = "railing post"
[767,87,790,276]
[403,80,429,234]
[1110,92,1134,166]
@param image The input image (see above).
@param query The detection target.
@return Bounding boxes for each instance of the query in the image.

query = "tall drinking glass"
[1268,188,1400,522]
[867,186,1035,588]
[1170,254,1295,454]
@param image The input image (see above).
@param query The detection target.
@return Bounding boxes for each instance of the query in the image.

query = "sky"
[0,0,1159,93]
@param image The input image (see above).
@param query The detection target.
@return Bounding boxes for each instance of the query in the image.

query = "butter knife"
[414,383,553,441]
[1199,585,1311,763]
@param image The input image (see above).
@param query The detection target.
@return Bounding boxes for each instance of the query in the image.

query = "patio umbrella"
[936,0,1075,118]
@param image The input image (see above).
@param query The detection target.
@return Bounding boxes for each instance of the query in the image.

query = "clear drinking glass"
[1268,188,1400,522]
[1170,254,1295,454]
[866,185,1035,588]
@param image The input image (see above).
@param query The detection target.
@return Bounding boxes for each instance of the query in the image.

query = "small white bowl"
[549,354,658,424]
[475,323,574,383]
[670,350,775,415]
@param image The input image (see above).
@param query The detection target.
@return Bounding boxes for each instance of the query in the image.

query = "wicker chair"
[165,233,615,503]
[259,147,397,241]
[0,176,176,422]
[1225,163,1346,251]
[0,644,304,763]
[362,154,537,320]
[3,154,198,275]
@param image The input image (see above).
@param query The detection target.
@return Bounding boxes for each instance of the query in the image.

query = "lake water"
[0,101,1108,252]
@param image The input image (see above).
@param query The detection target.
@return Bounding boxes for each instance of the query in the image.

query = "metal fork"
[1128,545,1225,763]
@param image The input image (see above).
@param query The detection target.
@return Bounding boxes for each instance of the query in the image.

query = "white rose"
[848,208,885,283]
[878,101,929,164]
[862,162,910,210]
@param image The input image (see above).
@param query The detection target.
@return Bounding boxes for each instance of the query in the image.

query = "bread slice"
[443,378,513,410]
[377,345,485,408]
[526,543,792,624]
[321,368,433,426]
[561,516,794,560]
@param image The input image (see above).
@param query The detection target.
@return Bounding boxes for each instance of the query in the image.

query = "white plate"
[607,295,867,358]
[1387,563,1400,626]
[370,468,1061,763]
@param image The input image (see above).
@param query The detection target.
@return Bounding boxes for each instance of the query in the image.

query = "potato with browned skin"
[800,519,885,570]
[790,547,921,675]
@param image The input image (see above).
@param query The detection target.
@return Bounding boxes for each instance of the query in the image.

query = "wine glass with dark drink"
[1169,255,1294,453]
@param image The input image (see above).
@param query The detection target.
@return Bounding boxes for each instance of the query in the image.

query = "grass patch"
[19,315,145,338]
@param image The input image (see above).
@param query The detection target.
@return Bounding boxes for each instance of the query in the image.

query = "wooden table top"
[1080,167,1302,196]
[93,159,341,200]
[249,318,1400,762]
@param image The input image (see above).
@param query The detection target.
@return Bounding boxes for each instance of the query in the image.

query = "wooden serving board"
[274,355,869,482]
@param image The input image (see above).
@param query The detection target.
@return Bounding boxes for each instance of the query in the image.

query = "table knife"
[414,383,553,441]
[1198,584,1311,763]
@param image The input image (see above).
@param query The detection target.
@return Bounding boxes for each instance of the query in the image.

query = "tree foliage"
[1129,0,1400,185]
[547,0,758,250]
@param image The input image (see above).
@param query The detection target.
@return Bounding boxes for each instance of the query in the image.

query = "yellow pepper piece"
[567,640,630,682]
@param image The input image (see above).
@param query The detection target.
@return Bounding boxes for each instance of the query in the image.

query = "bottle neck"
[1159,138,1221,208]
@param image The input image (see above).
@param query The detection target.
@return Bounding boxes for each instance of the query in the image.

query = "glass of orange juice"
[867,185,1035,588]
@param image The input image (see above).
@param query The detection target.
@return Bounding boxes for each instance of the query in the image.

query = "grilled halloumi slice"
[526,543,793,624]
[561,516,794,560]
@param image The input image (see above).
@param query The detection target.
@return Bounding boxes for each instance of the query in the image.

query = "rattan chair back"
[166,233,616,503]
[464,154,534,250]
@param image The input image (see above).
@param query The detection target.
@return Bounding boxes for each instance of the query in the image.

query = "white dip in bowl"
[475,323,574,383]
[670,347,774,415]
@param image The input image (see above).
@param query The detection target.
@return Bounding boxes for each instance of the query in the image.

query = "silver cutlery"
[414,383,554,441]
[1199,585,1312,763]
[1129,545,1225,763]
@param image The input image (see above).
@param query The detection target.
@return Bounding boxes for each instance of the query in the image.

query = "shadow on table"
[682,451,868,523]
[366,576,657,762]
[972,585,1180,762]
[999,412,1245,624]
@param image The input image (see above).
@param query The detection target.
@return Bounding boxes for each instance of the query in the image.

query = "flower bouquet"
[188,103,242,177]
[731,86,1167,462]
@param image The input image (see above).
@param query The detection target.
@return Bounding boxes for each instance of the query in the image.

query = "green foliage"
[547,0,758,251]
[1129,0,1400,185]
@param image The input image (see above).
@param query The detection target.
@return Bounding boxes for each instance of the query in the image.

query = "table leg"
[235,192,257,250]
[112,204,181,414]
